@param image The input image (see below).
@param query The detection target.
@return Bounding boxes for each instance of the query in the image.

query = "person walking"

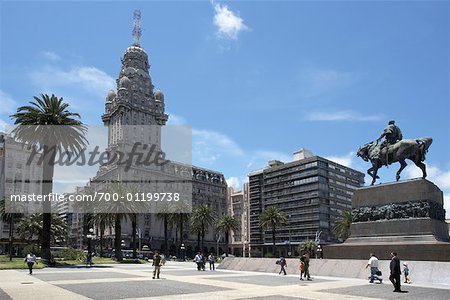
[303,254,312,280]
[24,253,37,275]
[201,252,206,271]
[389,252,402,292]
[365,253,382,283]
[194,252,203,271]
[208,253,216,271]
[403,263,411,284]
[299,258,305,280]
[152,251,163,279]
[278,256,287,275]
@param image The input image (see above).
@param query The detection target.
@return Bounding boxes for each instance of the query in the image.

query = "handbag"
[376,270,382,276]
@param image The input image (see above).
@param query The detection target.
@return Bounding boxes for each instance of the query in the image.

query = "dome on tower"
[106,90,116,103]
[154,89,164,101]
[119,76,131,89]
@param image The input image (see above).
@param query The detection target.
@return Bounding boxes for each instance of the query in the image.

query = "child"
[299,260,305,280]
[403,263,411,284]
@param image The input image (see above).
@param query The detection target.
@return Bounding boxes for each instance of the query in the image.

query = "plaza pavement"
[0,261,449,300]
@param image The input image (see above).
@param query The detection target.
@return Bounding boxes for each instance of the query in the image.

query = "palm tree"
[334,210,352,241]
[0,198,24,260]
[156,207,171,257]
[299,239,317,257]
[89,213,114,257]
[17,213,67,244]
[93,181,142,261]
[10,94,87,260]
[260,206,287,257]
[216,215,238,257]
[168,201,191,258]
[190,205,216,253]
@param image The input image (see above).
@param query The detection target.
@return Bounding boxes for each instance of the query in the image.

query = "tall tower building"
[82,11,227,257]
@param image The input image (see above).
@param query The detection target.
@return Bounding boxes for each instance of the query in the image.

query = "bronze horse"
[357,137,432,185]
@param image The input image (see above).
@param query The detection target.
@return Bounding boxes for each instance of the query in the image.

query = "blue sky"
[1,1,449,215]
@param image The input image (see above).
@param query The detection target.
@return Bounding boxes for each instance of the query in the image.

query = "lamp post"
[86,228,94,266]
[180,243,185,261]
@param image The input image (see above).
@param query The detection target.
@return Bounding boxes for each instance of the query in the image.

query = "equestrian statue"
[357,120,432,185]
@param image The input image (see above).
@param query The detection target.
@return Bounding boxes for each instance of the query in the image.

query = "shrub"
[54,248,85,261]
[22,244,41,257]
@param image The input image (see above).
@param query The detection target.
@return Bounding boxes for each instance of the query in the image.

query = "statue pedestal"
[326,178,450,261]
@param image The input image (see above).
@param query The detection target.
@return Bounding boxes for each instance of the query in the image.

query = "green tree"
[190,205,216,252]
[92,182,141,261]
[334,210,352,241]
[168,201,191,258]
[10,94,87,260]
[216,215,238,257]
[156,207,171,257]
[89,213,114,257]
[299,239,317,257]
[260,206,287,257]
[0,198,24,260]
[17,213,67,245]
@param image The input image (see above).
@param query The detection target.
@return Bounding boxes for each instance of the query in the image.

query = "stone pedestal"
[326,178,450,261]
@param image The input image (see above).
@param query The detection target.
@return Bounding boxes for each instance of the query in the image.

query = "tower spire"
[132,10,142,46]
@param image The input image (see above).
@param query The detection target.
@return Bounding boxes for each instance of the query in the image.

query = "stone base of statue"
[325,178,450,261]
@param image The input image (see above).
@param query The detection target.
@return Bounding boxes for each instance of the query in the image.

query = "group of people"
[194,252,216,271]
[276,254,311,281]
[366,252,411,292]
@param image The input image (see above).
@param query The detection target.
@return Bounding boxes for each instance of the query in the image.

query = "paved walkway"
[0,261,449,299]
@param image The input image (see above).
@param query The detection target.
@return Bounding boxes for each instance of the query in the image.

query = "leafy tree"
[299,239,317,257]
[91,182,141,261]
[260,206,287,257]
[167,201,191,258]
[156,206,171,257]
[0,198,24,260]
[190,205,216,252]
[216,215,238,257]
[17,213,67,244]
[89,213,114,257]
[10,94,87,260]
[334,210,352,241]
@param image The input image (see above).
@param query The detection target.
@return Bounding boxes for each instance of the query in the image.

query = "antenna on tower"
[132,10,142,46]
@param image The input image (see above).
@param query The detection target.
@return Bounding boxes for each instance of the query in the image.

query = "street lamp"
[86,228,94,266]
[180,243,185,261]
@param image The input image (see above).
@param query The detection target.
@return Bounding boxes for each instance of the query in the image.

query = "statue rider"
[377,120,403,145]
[374,120,403,163]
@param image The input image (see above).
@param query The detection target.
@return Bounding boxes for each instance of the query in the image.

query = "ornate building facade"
[83,13,227,258]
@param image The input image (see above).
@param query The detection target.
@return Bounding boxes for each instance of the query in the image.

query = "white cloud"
[444,194,450,219]
[193,129,244,164]
[0,90,18,114]
[213,2,248,40]
[30,65,115,97]
[167,113,187,125]
[307,110,384,122]
[405,164,450,190]
[0,119,8,132]
[226,176,241,190]
[40,51,61,61]
[298,68,360,98]
[325,152,356,168]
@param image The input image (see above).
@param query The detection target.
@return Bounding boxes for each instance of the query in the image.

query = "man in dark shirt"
[389,252,402,292]
[152,251,162,279]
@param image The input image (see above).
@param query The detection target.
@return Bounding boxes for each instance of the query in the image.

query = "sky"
[1,1,449,216]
